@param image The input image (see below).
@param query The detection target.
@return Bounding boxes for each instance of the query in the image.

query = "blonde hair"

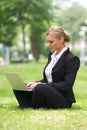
[46,26,70,42]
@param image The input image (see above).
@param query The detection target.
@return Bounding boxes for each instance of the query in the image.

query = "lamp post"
[79,25,87,66]
[79,30,86,66]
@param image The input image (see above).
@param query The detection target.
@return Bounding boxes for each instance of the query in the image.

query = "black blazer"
[40,48,80,103]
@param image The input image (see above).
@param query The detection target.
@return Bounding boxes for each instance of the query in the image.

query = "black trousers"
[13,84,72,109]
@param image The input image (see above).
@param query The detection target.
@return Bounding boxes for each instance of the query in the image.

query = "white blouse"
[45,47,68,83]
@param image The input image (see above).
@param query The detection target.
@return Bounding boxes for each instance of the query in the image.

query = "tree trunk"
[30,26,41,61]
[21,23,26,61]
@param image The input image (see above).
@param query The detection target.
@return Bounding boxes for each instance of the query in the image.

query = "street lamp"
[79,30,86,66]
[79,24,87,66]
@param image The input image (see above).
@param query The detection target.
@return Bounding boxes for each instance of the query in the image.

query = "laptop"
[5,72,29,91]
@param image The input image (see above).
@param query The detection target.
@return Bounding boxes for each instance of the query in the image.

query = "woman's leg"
[31,84,72,109]
[13,89,33,108]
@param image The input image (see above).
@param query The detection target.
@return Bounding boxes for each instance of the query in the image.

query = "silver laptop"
[5,72,29,91]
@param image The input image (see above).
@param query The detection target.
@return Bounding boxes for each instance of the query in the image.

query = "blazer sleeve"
[46,56,80,92]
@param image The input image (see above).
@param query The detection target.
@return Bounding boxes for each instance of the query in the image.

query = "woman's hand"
[26,82,40,90]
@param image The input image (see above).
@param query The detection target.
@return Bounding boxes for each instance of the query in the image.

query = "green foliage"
[29,0,54,60]
[0,0,18,46]
[56,2,87,43]
[0,49,3,57]
[1,0,87,61]
[71,49,80,57]
[0,62,87,130]
[0,0,54,60]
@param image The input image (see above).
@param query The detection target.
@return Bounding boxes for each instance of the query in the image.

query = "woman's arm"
[46,56,80,92]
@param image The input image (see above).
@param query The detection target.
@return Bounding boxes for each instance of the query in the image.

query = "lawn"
[0,61,87,130]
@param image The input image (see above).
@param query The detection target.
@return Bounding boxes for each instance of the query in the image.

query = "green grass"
[0,61,87,130]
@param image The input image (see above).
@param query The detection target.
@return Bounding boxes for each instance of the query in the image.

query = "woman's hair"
[46,26,70,42]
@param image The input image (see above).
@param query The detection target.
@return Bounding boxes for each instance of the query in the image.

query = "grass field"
[0,61,87,130]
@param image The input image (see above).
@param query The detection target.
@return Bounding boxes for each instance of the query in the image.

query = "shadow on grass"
[0,103,84,111]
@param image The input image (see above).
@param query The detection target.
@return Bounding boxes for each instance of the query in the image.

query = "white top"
[45,47,68,83]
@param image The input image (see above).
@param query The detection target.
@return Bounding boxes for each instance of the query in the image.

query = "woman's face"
[46,34,64,53]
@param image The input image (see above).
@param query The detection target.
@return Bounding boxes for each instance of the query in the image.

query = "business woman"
[13,26,80,109]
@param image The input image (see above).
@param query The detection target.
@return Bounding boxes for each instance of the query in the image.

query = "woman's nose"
[47,43,50,48]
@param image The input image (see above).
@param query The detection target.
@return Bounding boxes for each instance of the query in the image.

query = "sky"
[53,0,87,9]
[74,0,87,8]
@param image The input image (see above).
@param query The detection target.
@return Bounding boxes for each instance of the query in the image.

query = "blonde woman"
[13,26,80,109]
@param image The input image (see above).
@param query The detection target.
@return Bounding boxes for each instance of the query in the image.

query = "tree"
[29,0,53,60]
[56,2,87,43]
[0,0,18,64]
[0,0,17,46]
[0,0,54,61]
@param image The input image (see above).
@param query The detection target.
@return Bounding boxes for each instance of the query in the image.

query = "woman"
[13,26,80,109]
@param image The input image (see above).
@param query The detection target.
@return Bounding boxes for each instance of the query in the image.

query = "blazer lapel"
[52,48,69,70]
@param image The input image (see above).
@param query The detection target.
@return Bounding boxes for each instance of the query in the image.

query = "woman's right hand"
[26,82,40,90]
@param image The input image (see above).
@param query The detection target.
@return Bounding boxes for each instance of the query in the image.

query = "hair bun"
[64,31,71,42]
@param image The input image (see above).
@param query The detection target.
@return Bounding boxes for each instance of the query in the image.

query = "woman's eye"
[49,41,54,43]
